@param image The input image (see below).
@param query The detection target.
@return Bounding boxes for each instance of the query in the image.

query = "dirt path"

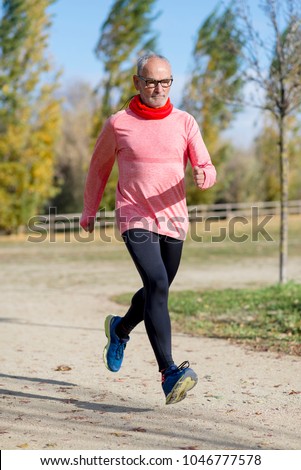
[0,239,301,450]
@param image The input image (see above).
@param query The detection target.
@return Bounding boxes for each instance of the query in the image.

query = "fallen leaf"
[57,387,73,393]
[180,446,199,450]
[204,393,223,399]
[17,443,29,449]
[131,427,147,433]
[288,390,301,395]
[55,365,72,371]
[64,398,78,404]
[69,415,87,421]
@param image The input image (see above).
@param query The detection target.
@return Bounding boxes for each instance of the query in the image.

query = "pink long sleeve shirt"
[80,107,216,240]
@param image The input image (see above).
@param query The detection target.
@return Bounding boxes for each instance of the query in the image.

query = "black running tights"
[120,229,183,371]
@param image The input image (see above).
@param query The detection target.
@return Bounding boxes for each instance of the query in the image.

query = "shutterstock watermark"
[27,206,275,244]
[189,206,274,243]
[27,207,117,243]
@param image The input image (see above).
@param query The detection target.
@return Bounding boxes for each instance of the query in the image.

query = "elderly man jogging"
[81,52,216,405]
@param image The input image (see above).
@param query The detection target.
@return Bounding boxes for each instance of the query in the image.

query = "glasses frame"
[137,75,173,89]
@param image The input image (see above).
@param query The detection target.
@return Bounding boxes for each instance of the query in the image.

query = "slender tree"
[181,4,244,205]
[94,0,159,122]
[0,0,61,232]
[255,115,301,201]
[90,0,159,211]
[233,0,301,283]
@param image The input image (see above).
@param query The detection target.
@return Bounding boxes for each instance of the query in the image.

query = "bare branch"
[233,0,301,119]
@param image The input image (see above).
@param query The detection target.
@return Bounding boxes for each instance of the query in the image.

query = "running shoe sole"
[103,314,114,371]
[165,370,198,405]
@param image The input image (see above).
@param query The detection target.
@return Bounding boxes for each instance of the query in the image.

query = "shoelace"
[161,360,190,383]
[115,341,126,360]
[177,361,190,371]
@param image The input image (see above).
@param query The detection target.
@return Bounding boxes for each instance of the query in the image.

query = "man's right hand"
[87,218,95,233]
[80,216,95,233]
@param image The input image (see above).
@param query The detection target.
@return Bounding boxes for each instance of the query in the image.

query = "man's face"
[133,58,172,108]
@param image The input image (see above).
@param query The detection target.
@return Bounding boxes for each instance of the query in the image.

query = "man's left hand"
[193,166,205,189]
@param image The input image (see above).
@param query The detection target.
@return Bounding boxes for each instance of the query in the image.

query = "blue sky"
[48,0,232,90]
[48,0,266,146]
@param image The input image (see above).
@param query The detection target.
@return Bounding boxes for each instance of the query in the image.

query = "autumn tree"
[0,0,61,232]
[94,0,159,124]
[181,4,244,205]
[254,121,280,201]
[254,115,301,201]
[233,0,301,283]
[89,0,159,211]
[287,119,301,200]
[51,81,97,213]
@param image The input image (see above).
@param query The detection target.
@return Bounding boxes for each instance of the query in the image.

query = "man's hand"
[81,217,95,233]
[87,218,95,233]
[193,166,205,189]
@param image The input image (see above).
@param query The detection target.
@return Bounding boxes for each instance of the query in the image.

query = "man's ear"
[133,75,140,91]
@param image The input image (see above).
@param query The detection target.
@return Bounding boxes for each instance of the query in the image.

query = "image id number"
[183,454,262,466]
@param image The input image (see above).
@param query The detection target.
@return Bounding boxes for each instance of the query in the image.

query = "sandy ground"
[0,237,301,450]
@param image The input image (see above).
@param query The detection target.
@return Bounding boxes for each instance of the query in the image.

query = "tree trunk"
[279,115,289,284]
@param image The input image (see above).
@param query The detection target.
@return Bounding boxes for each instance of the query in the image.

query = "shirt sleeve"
[80,117,116,230]
[186,115,217,189]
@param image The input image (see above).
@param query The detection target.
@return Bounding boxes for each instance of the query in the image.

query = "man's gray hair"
[137,52,171,75]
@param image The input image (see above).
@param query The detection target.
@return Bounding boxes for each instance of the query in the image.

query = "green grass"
[2,215,301,356]
[113,282,301,356]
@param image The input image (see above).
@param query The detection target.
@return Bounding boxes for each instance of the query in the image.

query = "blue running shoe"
[162,361,198,405]
[103,315,129,372]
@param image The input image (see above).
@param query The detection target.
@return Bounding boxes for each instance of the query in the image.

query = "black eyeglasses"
[137,75,173,89]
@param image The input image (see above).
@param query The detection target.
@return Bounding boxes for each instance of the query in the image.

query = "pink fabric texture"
[80,106,216,240]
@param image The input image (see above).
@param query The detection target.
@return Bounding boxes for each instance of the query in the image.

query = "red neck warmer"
[129,94,173,120]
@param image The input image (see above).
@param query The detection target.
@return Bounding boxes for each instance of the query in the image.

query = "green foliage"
[91,0,160,212]
[0,0,62,232]
[0,162,29,231]
[254,115,301,201]
[114,282,301,356]
[182,5,244,205]
[182,5,244,138]
[50,81,97,213]
[233,0,301,282]
[94,0,159,120]
[254,121,281,201]
[265,15,301,119]
[288,119,301,200]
